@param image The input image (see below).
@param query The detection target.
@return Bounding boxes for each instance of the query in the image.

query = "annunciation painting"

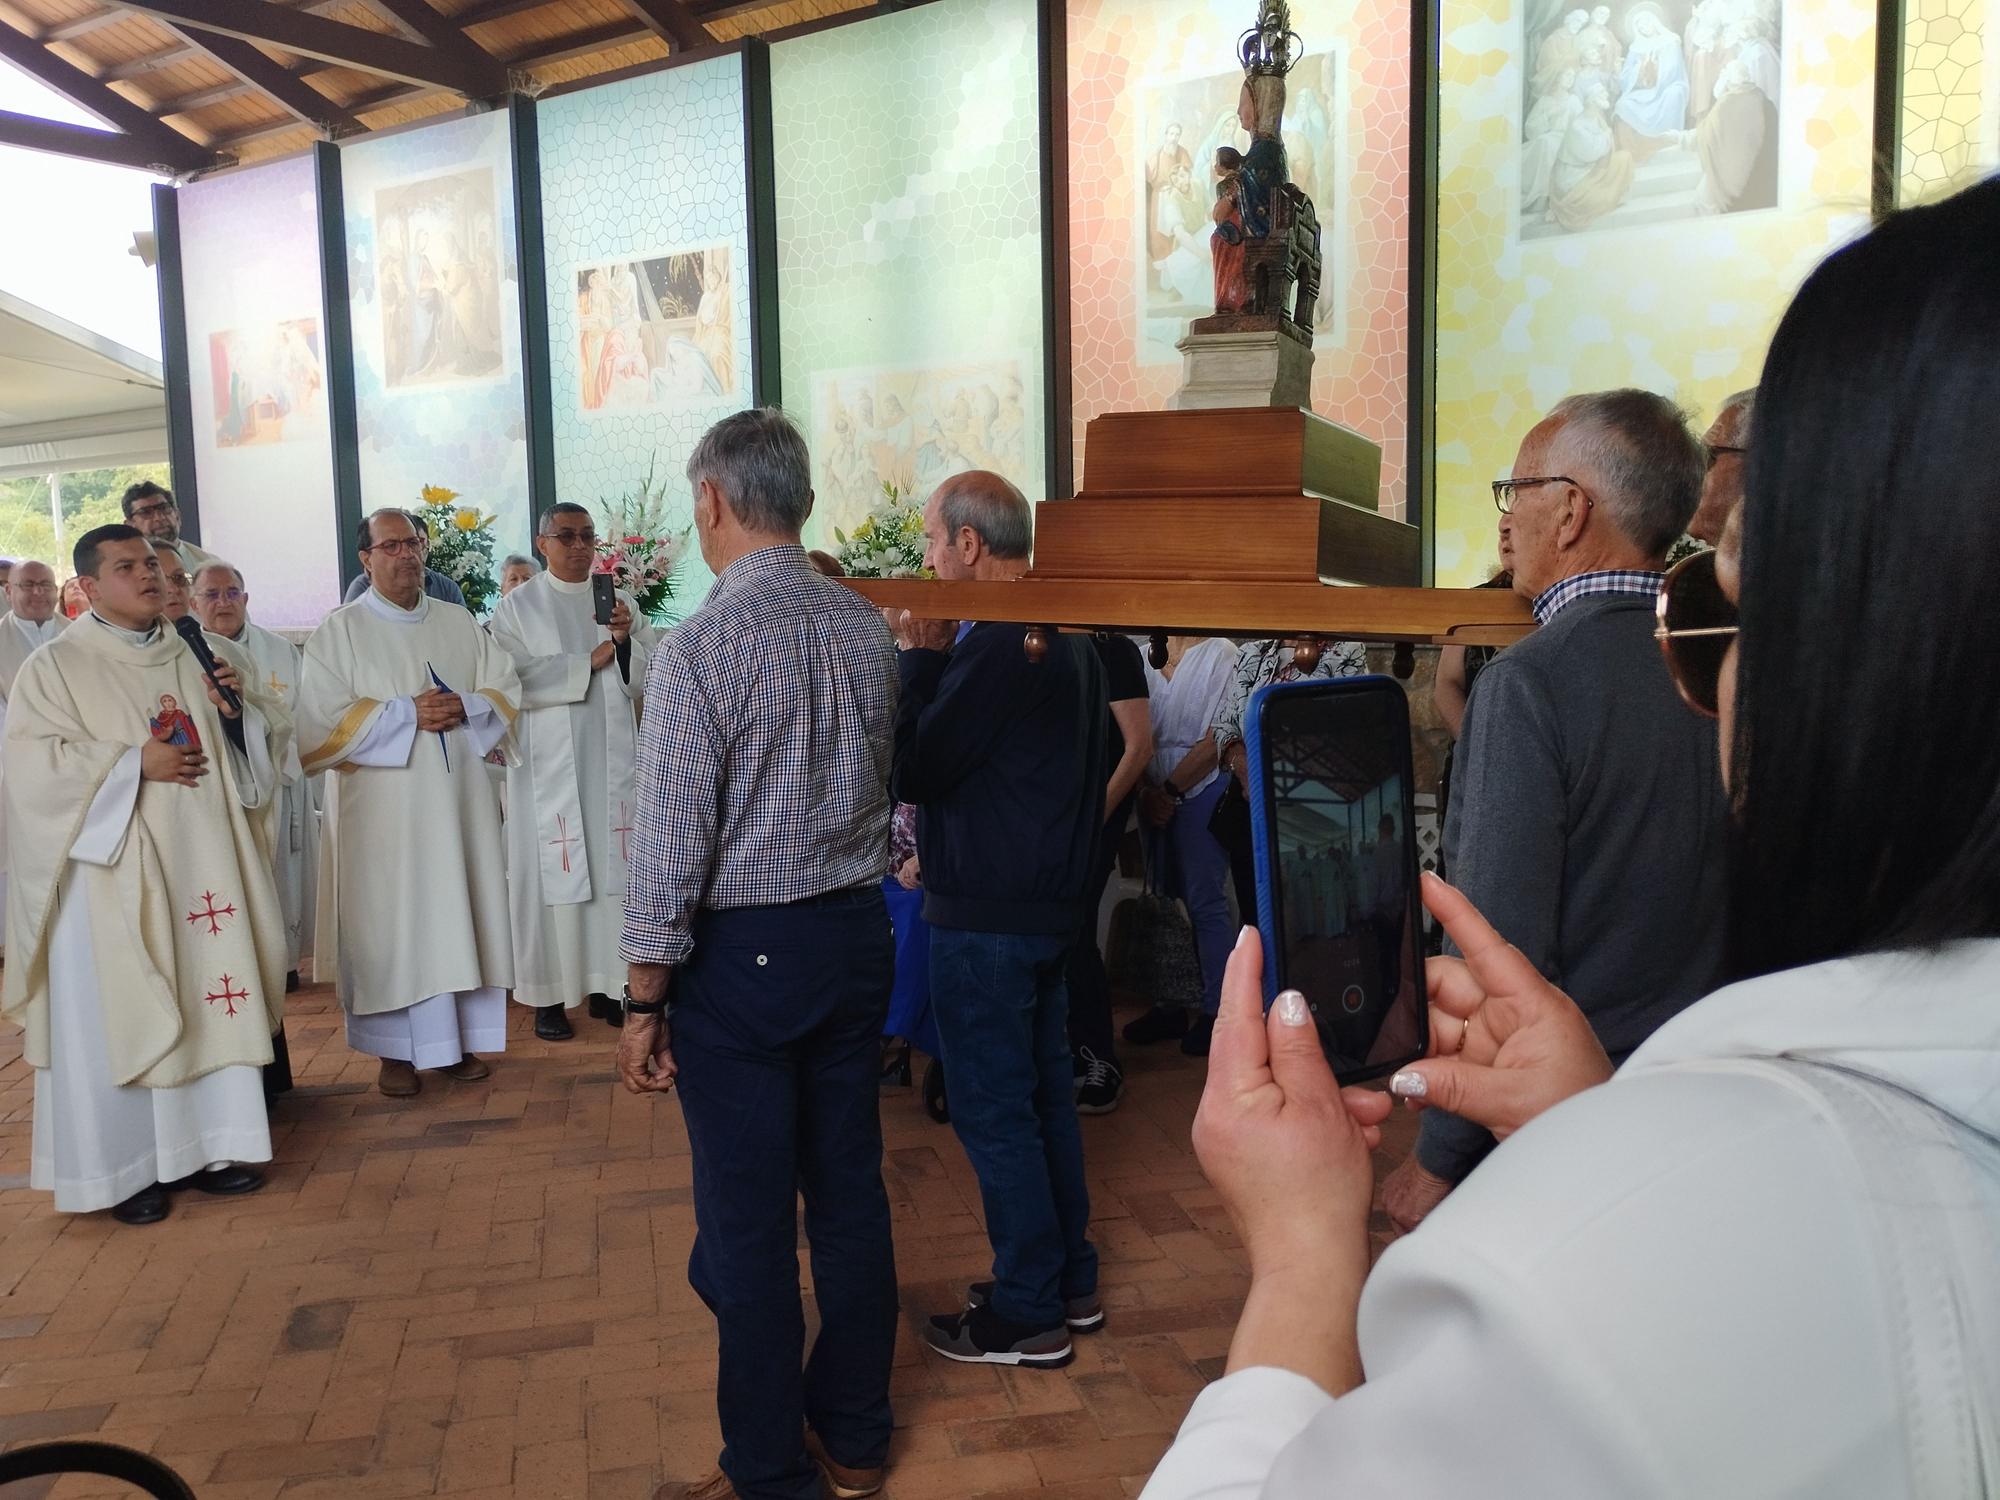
[208,318,325,448]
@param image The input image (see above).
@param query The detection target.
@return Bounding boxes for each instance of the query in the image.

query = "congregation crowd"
[2,176,1995,1500]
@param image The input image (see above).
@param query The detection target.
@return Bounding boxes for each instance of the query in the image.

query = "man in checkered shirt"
[617,407,900,1500]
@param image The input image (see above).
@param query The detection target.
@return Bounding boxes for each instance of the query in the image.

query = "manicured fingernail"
[1235,925,1254,950]
[1389,1070,1427,1099]
[1274,990,1310,1027]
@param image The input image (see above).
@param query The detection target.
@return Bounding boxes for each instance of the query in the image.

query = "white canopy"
[0,288,166,480]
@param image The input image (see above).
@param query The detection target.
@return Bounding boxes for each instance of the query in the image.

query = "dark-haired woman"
[1141,178,2000,1497]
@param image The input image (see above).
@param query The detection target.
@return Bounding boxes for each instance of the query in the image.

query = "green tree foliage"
[0,464,171,574]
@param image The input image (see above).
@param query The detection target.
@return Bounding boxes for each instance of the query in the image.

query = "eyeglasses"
[1491,476,1594,515]
[363,537,425,558]
[12,581,55,593]
[196,587,245,604]
[542,528,598,547]
[1654,548,1738,718]
[128,501,176,520]
[1705,443,1747,469]
[162,571,192,590]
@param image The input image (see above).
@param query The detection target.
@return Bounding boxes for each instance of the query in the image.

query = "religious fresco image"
[207,319,325,449]
[373,167,505,388]
[573,246,735,414]
[1519,0,1783,238]
[1136,48,1341,361]
[811,360,1031,535]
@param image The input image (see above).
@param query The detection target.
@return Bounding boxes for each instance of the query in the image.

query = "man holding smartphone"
[490,502,654,1040]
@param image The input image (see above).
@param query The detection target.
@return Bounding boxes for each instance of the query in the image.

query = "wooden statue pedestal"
[1030,407,1420,587]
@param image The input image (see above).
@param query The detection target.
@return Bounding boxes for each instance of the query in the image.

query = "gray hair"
[1547,389,1706,558]
[1717,387,1756,439]
[192,559,244,590]
[537,502,590,535]
[686,407,813,536]
[501,553,538,571]
[935,470,1033,560]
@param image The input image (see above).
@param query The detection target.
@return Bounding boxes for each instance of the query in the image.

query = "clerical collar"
[363,587,430,624]
[88,610,162,646]
[10,613,60,645]
[545,573,592,596]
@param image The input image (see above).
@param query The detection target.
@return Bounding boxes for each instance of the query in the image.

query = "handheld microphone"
[173,614,244,717]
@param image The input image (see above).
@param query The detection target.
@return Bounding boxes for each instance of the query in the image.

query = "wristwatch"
[620,983,666,1016]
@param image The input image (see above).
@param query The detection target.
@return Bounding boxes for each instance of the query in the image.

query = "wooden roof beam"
[157,25,364,133]
[355,0,501,76]
[0,20,216,164]
[0,106,216,171]
[112,0,509,94]
[616,0,711,51]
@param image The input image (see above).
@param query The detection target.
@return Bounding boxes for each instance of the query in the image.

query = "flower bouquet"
[592,460,692,622]
[834,483,932,579]
[413,484,500,615]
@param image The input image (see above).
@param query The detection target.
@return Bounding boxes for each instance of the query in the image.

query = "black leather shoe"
[112,1185,169,1224]
[587,992,623,1028]
[285,969,301,993]
[536,1006,575,1041]
[164,1165,265,1196]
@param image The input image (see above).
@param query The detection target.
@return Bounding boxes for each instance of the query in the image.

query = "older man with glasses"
[489,502,656,1040]
[1688,387,1754,546]
[1380,388,1730,1234]
[340,508,468,608]
[192,561,319,1004]
[120,481,218,577]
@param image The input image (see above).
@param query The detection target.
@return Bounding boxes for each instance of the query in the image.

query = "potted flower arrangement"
[833,482,932,578]
[592,460,692,622]
[413,484,500,615]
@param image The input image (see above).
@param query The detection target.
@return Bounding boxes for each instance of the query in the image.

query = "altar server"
[298,509,520,1098]
[3,525,290,1224]
[489,502,656,1038]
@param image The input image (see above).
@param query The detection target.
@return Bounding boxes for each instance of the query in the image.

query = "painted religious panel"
[1519,0,1784,239]
[810,358,1033,538]
[573,246,736,414]
[208,319,325,448]
[1136,48,1346,359]
[373,167,505,387]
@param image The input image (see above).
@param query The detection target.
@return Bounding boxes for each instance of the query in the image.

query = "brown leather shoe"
[804,1431,884,1499]
[653,1471,739,1500]
[377,1059,420,1097]
[435,1054,491,1082]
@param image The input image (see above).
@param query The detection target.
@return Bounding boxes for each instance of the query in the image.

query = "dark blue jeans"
[929,927,1098,1329]
[673,888,898,1500]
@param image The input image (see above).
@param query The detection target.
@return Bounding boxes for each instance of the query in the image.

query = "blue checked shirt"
[1531,569,1665,626]
[619,545,898,967]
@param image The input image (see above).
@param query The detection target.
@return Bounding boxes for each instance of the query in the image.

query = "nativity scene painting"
[373,168,506,388]
[1519,0,1783,238]
[1136,46,1342,361]
[573,246,735,414]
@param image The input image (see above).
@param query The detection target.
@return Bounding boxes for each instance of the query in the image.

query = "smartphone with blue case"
[1244,676,1429,1084]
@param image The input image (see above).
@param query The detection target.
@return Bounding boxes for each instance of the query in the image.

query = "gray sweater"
[1443,593,1728,1055]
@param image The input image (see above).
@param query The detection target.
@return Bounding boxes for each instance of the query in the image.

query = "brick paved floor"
[0,981,1414,1498]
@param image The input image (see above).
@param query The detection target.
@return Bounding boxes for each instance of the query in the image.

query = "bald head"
[922,470,1033,582]
[8,560,55,623]
[192,559,248,638]
[1691,388,1757,545]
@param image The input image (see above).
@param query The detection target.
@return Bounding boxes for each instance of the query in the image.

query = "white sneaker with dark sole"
[964,1280,1106,1334]
[924,1307,1074,1368]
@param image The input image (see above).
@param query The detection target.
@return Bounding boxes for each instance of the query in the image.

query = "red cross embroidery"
[205,974,248,1017]
[613,802,633,863]
[186,891,237,936]
[549,813,580,874]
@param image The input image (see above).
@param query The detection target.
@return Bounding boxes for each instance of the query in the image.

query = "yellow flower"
[420,484,459,506]
[453,507,482,532]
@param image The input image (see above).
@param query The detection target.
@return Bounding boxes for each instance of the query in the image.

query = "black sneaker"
[965,1281,1106,1334]
[923,1304,1073,1368]
[1123,1005,1191,1045]
[1074,1048,1124,1115]
[1180,1014,1216,1056]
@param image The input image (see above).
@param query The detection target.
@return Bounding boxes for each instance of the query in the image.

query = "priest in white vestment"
[0,561,66,950]
[298,508,520,1099]
[191,561,319,985]
[2,526,290,1225]
[490,502,657,1039]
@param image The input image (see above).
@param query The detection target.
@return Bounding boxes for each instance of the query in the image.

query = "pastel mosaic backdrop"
[770,0,1046,549]
[177,154,343,629]
[341,108,534,557]
[1066,0,1411,514]
[1430,0,1876,583]
[537,53,753,608]
[1900,0,1992,198]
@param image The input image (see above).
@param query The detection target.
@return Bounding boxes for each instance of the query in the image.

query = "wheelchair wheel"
[0,1440,197,1497]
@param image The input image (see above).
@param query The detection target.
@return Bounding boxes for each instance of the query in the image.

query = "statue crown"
[1239,0,1302,76]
